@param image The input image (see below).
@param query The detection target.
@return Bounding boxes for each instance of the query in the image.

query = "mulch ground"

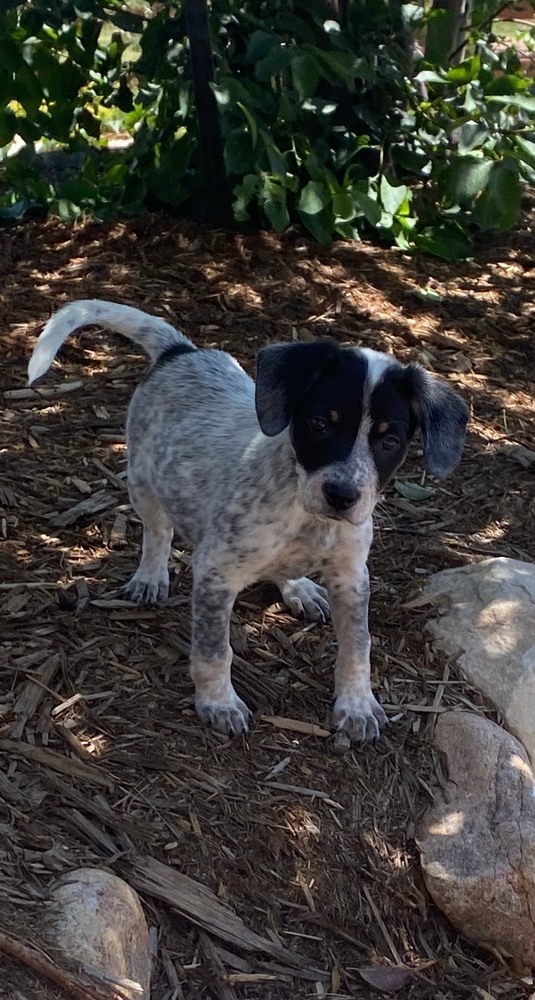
[0,212,534,1000]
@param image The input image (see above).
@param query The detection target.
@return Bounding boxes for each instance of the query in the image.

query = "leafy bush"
[1,0,534,257]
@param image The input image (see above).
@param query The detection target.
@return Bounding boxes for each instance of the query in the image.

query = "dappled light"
[428,811,465,838]
[0,213,533,1000]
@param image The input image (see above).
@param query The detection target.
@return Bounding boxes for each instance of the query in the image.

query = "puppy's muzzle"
[323,480,360,513]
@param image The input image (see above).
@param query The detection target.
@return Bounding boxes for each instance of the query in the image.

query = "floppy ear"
[407,364,469,478]
[255,341,342,436]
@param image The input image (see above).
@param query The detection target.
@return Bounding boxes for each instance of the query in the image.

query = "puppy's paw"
[332,691,387,742]
[281,578,331,623]
[196,692,252,735]
[124,571,169,605]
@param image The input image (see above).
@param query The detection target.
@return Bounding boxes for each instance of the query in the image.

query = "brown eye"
[381,434,400,451]
[309,416,329,436]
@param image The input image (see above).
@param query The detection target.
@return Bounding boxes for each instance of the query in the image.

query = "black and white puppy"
[28,300,468,740]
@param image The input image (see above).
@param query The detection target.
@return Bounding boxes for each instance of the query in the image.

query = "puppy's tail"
[28,298,192,385]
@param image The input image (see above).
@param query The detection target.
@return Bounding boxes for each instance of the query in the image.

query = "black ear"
[255,341,342,436]
[407,364,469,478]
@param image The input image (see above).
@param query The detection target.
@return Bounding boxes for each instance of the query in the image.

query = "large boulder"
[423,557,535,763]
[46,868,151,998]
[417,712,535,966]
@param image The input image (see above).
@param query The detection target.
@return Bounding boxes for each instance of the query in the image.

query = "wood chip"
[261,715,330,738]
[0,738,114,790]
[4,381,83,400]
[262,782,343,809]
[10,655,61,739]
[127,855,328,980]
[50,490,117,528]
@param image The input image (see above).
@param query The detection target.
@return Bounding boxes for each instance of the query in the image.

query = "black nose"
[323,481,360,512]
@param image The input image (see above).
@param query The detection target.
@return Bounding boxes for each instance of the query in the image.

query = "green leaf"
[443,156,494,207]
[232,173,259,222]
[424,7,453,65]
[263,194,289,232]
[254,45,294,83]
[237,101,258,146]
[56,198,82,221]
[414,70,446,85]
[0,62,12,105]
[305,47,357,89]
[56,176,96,202]
[213,78,261,111]
[394,480,437,501]
[351,189,381,226]
[458,122,490,154]
[472,160,521,233]
[380,176,409,216]
[260,131,287,176]
[486,94,535,112]
[76,107,101,139]
[224,128,256,174]
[0,199,29,219]
[412,225,472,260]
[0,35,22,73]
[298,180,330,215]
[334,220,361,240]
[13,63,42,117]
[518,159,535,184]
[515,136,535,170]
[484,74,528,96]
[148,137,191,207]
[0,109,17,146]
[445,56,481,84]
[301,96,338,115]
[291,54,319,101]
[333,191,355,222]
[107,9,144,33]
[299,205,334,244]
[244,30,279,65]
[32,48,85,102]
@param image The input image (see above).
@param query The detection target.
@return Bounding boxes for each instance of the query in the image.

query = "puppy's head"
[255,340,469,525]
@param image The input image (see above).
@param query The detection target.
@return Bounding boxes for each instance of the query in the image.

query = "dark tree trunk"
[183,0,231,226]
[425,0,474,66]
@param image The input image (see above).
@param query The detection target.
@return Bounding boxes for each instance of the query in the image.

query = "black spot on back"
[142,342,197,383]
[154,343,197,368]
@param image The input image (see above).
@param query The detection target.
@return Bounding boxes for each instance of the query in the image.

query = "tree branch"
[0,929,123,1000]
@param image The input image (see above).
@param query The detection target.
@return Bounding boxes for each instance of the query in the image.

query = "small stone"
[423,557,535,764]
[46,868,151,998]
[417,712,535,966]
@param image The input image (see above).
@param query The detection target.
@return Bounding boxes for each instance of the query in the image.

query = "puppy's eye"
[309,416,329,436]
[381,434,401,451]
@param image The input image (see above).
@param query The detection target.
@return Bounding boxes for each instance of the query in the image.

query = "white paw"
[124,570,169,605]
[281,578,331,623]
[332,691,387,742]
[195,691,252,735]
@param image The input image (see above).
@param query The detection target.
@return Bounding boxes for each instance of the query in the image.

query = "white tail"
[28,299,191,385]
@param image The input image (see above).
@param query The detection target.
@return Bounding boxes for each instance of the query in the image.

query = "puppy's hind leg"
[190,554,251,735]
[125,484,173,604]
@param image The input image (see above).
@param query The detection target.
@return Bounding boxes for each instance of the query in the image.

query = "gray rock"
[46,868,151,998]
[417,711,535,965]
[423,557,535,763]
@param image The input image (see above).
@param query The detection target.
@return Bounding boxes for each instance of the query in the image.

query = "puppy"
[28,300,468,740]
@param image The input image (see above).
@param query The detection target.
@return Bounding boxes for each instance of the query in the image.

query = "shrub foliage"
[1,0,534,257]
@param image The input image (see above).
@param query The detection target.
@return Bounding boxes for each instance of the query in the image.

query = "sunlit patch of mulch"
[0,212,534,1000]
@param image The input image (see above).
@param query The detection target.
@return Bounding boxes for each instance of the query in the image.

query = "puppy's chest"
[253,520,341,579]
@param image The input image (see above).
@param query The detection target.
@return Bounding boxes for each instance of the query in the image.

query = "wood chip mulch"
[0,212,534,1000]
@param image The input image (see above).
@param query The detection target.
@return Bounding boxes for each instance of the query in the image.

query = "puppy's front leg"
[323,554,387,742]
[190,557,251,735]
